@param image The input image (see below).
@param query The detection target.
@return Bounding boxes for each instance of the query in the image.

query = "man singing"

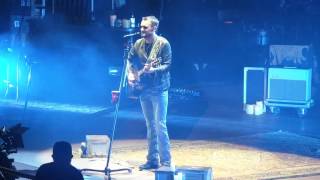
[126,16,173,170]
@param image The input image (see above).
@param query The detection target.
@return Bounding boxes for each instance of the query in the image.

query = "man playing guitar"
[126,16,173,171]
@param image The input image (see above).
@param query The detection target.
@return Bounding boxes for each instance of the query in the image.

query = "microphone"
[123,32,140,38]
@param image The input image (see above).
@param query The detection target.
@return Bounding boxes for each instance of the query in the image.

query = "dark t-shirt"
[35,162,84,180]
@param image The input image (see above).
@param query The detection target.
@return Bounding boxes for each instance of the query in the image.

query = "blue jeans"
[140,90,171,165]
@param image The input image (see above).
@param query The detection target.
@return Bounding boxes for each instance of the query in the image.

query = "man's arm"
[126,44,136,72]
[126,43,138,85]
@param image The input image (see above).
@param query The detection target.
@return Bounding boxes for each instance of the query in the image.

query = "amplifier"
[266,68,312,107]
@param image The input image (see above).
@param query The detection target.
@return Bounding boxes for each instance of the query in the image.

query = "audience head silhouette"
[52,141,73,164]
[35,141,84,180]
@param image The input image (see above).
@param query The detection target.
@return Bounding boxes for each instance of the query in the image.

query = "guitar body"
[127,59,160,99]
[126,71,142,99]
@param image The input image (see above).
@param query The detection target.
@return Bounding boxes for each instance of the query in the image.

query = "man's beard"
[141,32,152,38]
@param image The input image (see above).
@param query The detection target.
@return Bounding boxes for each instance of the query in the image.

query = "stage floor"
[1,97,320,179]
[11,135,320,180]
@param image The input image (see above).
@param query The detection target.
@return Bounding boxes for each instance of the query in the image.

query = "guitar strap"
[147,37,163,62]
[147,37,163,85]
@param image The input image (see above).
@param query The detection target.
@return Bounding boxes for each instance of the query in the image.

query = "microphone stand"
[22,57,34,121]
[81,32,135,180]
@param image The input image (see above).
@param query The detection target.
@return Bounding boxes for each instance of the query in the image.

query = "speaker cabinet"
[176,166,212,180]
[155,170,174,180]
[266,68,312,108]
[155,166,212,180]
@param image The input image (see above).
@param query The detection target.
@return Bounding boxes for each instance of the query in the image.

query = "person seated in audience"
[35,141,84,180]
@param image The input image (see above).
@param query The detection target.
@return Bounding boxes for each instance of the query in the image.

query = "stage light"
[108,66,121,76]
